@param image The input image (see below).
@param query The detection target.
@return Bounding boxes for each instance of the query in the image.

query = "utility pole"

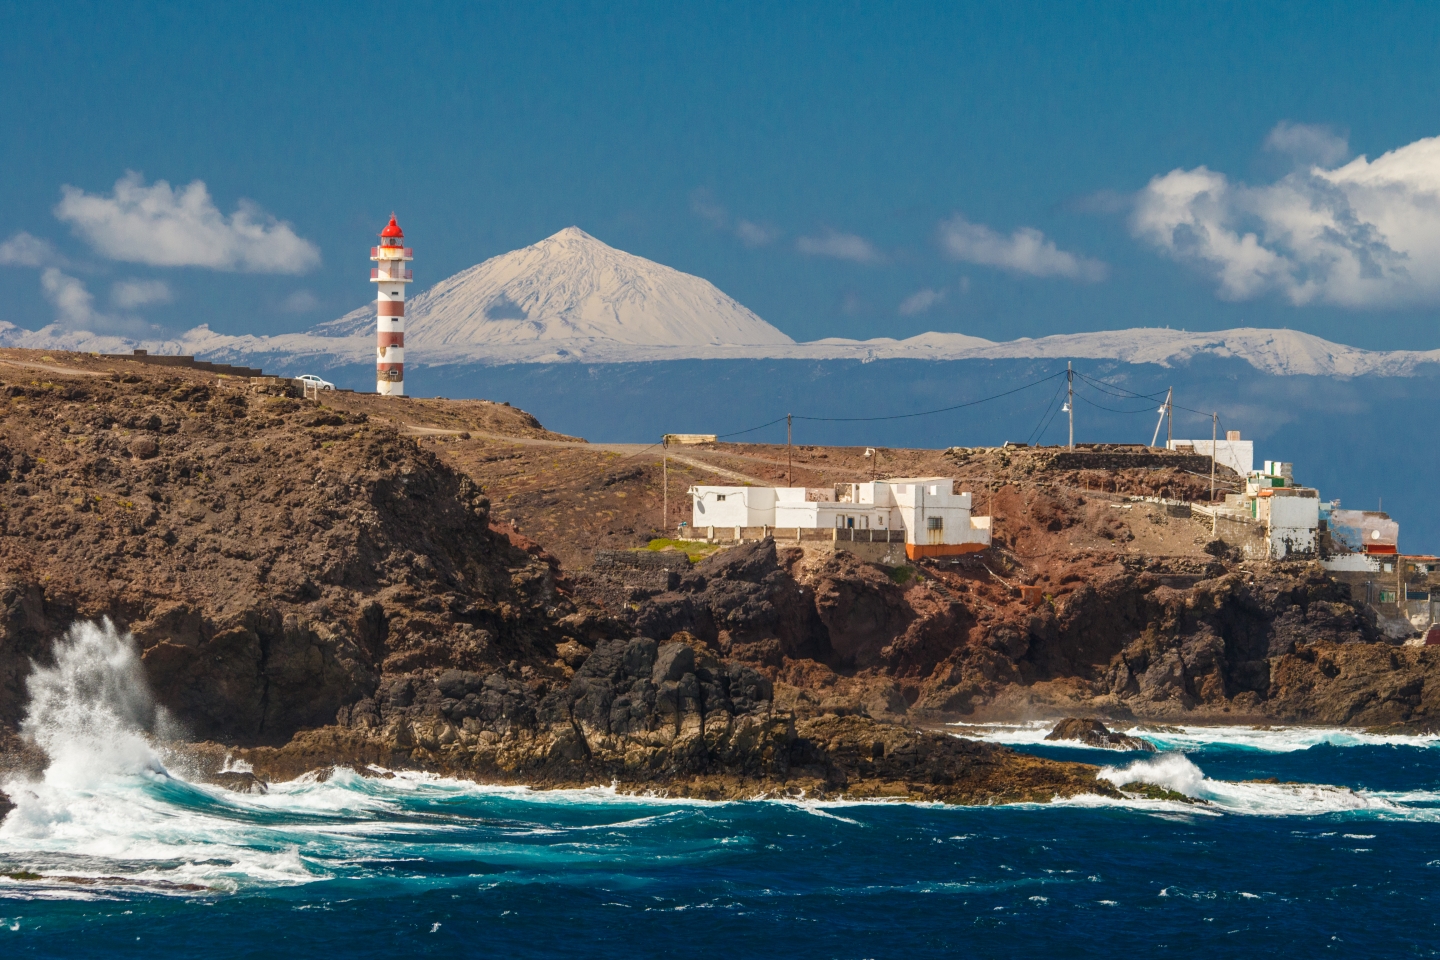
[662,435,668,537]
[1210,412,1217,503]
[1067,362,1074,450]
[787,413,793,487]
[1151,387,1173,448]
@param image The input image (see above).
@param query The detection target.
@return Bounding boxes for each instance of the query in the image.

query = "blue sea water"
[4,625,1440,957]
[3,729,1440,958]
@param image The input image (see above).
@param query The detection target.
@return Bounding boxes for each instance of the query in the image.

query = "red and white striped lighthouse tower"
[371,214,413,396]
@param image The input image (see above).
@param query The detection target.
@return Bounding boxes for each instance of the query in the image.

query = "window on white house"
[716,494,726,501]
[927,517,943,531]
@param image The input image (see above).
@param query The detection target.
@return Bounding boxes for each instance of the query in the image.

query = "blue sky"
[5,1,1440,348]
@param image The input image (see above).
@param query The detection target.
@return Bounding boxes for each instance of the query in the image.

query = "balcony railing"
[370,269,413,281]
[369,246,414,259]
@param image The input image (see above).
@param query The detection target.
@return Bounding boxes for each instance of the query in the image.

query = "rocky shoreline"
[2,350,1439,811]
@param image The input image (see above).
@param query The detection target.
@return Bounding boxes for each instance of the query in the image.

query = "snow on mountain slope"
[7,226,1440,378]
[312,226,794,350]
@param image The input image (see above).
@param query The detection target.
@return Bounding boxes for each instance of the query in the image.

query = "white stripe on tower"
[371,213,413,396]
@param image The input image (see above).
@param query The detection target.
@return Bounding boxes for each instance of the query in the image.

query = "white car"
[296,374,335,391]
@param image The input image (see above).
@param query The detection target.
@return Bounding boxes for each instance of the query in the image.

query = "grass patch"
[643,538,724,562]
[884,564,917,586]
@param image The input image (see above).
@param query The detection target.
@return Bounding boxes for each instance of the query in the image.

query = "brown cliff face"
[0,352,1107,804]
[594,537,1435,727]
[0,361,578,745]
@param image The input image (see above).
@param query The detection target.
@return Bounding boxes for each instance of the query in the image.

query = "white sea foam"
[948,720,1440,753]
[6,619,1439,902]
[1093,753,1439,818]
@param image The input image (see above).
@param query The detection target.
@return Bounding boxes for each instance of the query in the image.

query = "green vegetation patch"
[643,538,723,562]
[884,564,917,586]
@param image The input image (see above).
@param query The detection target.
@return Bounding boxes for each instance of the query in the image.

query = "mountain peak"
[318,226,795,351]
[545,225,596,243]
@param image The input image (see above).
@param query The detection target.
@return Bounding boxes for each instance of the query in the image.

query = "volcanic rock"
[1044,718,1156,752]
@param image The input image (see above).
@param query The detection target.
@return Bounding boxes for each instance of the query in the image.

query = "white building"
[1168,430,1253,477]
[1207,459,1321,560]
[689,478,991,560]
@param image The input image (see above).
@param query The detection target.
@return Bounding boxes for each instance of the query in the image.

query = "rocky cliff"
[581,534,1440,728]
[5,348,1439,814]
[0,351,1108,804]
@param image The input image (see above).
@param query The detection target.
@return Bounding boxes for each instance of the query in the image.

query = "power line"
[1026,378,1068,444]
[1074,371,1169,402]
[1072,390,1163,415]
[1032,392,1068,444]
[715,416,790,440]
[1077,369,1221,420]
[792,370,1067,423]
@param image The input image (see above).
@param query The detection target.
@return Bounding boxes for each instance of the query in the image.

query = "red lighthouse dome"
[379,214,404,239]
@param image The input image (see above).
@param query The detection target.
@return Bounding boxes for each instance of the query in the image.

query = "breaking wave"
[1089,753,1440,818]
[948,720,1440,753]
[2,620,1440,904]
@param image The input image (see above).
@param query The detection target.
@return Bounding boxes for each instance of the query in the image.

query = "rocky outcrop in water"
[1044,718,1155,751]
[206,633,1107,803]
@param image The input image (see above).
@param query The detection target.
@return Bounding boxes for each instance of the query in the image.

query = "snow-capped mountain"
[312,226,794,353]
[5,226,1440,378]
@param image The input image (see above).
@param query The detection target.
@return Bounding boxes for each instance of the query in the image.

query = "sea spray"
[1095,752,1415,816]
[1097,753,1207,798]
[19,618,170,787]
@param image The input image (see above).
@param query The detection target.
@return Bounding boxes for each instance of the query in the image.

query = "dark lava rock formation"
[1044,718,1155,752]
[593,536,1440,727]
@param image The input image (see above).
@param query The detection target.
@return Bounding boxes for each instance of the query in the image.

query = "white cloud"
[797,228,883,263]
[42,268,101,328]
[111,279,173,309]
[689,189,780,247]
[938,215,1107,282]
[41,269,157,335]
[281,289,320,312]
[1131,132,1440,307]
[734,219,780,247]
[0,231,60,268]
[690,189,729,229]
[898,287,947,315]
[1264,121,1350,167]
[55,172,320,273]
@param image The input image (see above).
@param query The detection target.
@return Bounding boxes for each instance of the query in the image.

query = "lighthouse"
[371,214,412,396]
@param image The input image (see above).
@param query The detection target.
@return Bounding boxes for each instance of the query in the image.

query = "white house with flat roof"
[1168,430,1253,477]
[689,477,991,559]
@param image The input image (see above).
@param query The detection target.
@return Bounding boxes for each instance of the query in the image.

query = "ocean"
[3,626,1440,957]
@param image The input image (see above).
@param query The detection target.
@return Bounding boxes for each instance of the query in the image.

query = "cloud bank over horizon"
[1131,128,1440,308]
